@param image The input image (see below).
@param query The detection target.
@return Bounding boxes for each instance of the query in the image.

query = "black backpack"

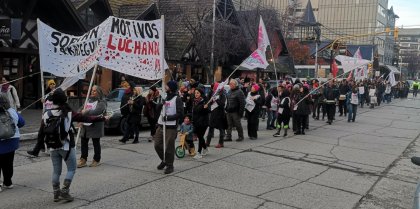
[43,110,70,149]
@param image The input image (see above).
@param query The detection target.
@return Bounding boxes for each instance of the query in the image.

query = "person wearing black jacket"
[207,82,227,148]
[324,80,339,125]
[154,81,184,174]
[274,86,291,137]
[192,88,209,158]
[245,84,263,139]
[338,80,350,116]
[225,79,246,141]
[120,82,136,142]
[294,86,311,135]
[119,87,144,144]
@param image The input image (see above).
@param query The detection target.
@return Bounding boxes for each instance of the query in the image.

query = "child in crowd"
[179,115,195,156]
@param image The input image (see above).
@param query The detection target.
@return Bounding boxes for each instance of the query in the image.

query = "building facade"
[234,0,398,66]
[398,28,420,78]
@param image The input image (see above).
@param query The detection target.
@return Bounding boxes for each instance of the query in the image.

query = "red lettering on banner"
[141,42,147,55]
[134,41,141,54]
[107,34,160,56]
[107,34,116,50]
[125,39,132,53]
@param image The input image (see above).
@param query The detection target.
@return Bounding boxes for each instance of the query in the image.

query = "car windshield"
[106,89,123,102]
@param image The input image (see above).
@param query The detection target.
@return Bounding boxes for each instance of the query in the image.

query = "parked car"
[104,88,150,133]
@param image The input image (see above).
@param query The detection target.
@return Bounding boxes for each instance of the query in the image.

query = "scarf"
[194,97,203,106]
[1,83,10,93]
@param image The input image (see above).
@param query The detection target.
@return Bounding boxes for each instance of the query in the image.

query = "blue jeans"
[267,110,276,128]
[347,104,357,122]
[385,93,391,103]
[51,148,76,185]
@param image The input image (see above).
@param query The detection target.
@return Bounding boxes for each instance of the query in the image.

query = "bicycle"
[175,133,189,158]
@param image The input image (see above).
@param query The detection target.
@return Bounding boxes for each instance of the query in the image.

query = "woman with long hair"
[192,88,209,159]
[78,85,107,168]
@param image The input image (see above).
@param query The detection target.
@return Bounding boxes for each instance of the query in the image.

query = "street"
[2,97,420,209]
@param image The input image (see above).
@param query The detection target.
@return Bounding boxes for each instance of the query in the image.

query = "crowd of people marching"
[0,74,416,201]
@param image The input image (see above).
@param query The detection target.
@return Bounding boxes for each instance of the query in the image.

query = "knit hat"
[47,79,56,86]
[166,80,178,92]
[252,84,260,92]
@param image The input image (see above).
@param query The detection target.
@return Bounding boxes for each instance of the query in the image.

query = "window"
[377,5,386,18]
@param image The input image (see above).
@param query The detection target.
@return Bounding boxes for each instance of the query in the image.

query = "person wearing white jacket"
[0,76,20,110]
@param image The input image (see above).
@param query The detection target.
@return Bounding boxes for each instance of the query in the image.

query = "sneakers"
[157,162,166,170]
[89,160,100,167]
[1,184,13,189]
[273,132,281,137]
[77,158,87,168]
[202,148,209,156]
[193,153,203,159]
[215,144,224,148]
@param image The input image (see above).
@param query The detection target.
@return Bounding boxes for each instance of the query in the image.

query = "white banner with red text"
[37,16,164,80]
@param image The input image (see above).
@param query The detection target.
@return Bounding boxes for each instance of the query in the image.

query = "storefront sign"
[0,19,11,38]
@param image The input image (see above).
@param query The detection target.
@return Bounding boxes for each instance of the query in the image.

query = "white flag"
[257,16,270,52]
[336,55,371,74]
[240,49,269,70]
[388,72,397,86]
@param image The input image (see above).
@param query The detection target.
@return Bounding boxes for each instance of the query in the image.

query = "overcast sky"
[388,0,420,27]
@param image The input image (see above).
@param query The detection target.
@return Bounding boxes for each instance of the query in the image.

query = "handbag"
[0,108,16,140]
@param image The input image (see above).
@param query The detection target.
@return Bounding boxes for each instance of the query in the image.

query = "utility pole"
[210,0,216,83]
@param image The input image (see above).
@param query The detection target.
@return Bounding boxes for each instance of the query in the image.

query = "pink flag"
[346,70,353,81]
[258,16,270,52]
[240,49,269,70]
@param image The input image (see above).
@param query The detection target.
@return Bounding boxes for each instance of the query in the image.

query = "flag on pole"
[388,71,397,86]
[331,59,339,78]
[353,47,367,80]
[257,16,270,52]
[240,49,269,70]
[335,55,371,74]
[346,70,353,81]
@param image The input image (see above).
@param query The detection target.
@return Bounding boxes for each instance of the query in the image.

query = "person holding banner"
[347,87,359,122]
[155,81,184,174]
[27,79,57,157]
[338,80,350,117]
[273,85,291,137]
[1,76,20,110]
[144,86,161,141]
[192,88,209,159]
[324,80,339,125]
[44,89,107,202]
[120,87,144,144]
[207,82,227,148]
[77,85,107,168]
[245,84,263,140]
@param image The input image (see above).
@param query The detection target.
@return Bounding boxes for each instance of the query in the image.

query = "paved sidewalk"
[19,109,43,140]
[3,98,420,209]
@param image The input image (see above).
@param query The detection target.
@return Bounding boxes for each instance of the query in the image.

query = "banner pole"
[40,71,46,113]
[160,15,166,163]
[269,46,279,87]
[75,64,99,149]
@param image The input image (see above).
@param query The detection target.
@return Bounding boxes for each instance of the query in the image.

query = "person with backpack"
[78,85,107,168]
[0,94,24,192]
[27,79,57,157]
[1,76,20,110]
[43,88,107,202]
